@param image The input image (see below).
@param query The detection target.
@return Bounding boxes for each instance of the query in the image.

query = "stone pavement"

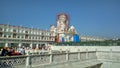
[32,59,102,68]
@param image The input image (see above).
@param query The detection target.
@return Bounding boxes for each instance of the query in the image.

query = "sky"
[0,0,120,39]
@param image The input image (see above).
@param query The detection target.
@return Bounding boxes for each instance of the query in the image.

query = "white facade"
[80,36,107,41]
[0,24,55,48]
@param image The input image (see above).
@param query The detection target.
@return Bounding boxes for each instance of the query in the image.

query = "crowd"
[0,47,25,56]
[0,45,50,56]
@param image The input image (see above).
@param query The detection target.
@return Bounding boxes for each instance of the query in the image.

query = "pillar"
[30,43,33,48]
[110,49,112,60]
[50,50,53,63]
[2,33,4,37]
[5,42,8,47]
[86,49,88,59]
[36,44,39,49]
[66,49,69,61]
[78,49,80,60]
[26,51,31,68]
[18,43,22,47]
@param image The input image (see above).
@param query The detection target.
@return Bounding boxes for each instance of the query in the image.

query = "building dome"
[68,25,76,34]
[70,26,75,30]
[50,25,56,32]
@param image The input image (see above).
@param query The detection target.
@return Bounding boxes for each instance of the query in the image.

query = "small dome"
[70,26,75,29]
[50,25,55,28]
[50,25,56,32]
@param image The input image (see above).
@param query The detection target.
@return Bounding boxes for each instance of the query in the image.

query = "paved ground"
[32,59,102,68]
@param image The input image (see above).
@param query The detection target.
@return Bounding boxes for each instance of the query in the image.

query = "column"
[45,43,48,46]
[50,50,53,63]
[78,49,80,60]
[2,33,4,38]
[5,42,8,47]
[18,43,22,47]
[30,43,33,49]
[86,49,88,59]
[6,34,9,38]
[66,49,69,61]
[36,44,39,49]
[26,51,31,68]
[110,49,112,60]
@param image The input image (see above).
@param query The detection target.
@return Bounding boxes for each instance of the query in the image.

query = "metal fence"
[53,40,120,46]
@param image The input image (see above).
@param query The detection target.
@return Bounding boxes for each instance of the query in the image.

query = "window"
[13,34,16,38]
[39,37,41,40]
[29,36,31,39]
[38,37,40,40]
[25,31,28,33]
[8,35,11,38]
[13,29,16,33]
[17,36,20,38]
[4,28,6,32]
[0,28,2,31]
[25,35,28,39]
[42,36,44,40]
[22,36,24,38]
[0,32,3,37]
[50,34,51,36]
[42,33,44,35]
[45,37,47,40]
[4,35,6,37]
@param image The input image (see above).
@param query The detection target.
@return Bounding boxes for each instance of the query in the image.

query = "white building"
[0,24,55,48]
[80,35,107,42]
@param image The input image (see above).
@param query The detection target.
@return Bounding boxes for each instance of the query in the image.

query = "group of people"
[0,45,51,56]
[0,47,25,56]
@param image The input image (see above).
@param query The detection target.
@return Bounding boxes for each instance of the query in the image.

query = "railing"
[97,50,120,62]
[53,40,120,46]
[1,49,120,68]
[96,50,120,68]
[0,51,97,68]
[0,56,27,68]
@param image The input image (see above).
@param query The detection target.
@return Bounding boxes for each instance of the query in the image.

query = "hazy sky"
[0,0,120,38]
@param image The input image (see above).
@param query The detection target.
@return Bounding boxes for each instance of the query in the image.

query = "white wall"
[51,46,120,52]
